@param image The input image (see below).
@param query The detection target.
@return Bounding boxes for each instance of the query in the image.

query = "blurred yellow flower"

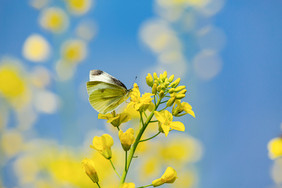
[173,170,196,188]
[82,158,99,183]
[159,135,202,163]
[98,111,131,127]
[121,182,135,188]
[268,137,282,159]
[66,0,92,15]
[172,100,195,117]
[154,110,185,136]
[14,154,40,184]
[139,157,162,183]
[0,62,30,107]
[39,7,69,33]
[1,130,23,158]
[129,83,153,112]
[91,134,114,159]
[152,167,177,187]
[119,128,135,151]
[61,39,87,63]
[23,34,51,62]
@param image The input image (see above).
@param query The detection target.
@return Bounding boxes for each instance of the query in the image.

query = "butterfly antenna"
[128,76,137,91]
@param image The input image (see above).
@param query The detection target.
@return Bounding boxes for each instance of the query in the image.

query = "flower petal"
[161,124,170,137]
[170,121,185,132]
[154,111,165,123]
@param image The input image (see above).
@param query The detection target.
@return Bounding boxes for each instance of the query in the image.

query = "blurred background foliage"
[0,0,281,188]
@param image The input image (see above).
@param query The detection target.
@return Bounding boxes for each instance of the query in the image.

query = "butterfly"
[86,70,130,114]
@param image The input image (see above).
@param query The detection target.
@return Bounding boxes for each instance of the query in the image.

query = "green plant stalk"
[96,182,101,188]
[137,184,153,188]
[109,159,121,178]
[119,97,162,186]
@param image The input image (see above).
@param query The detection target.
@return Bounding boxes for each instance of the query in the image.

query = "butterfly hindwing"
[87,81,129,114]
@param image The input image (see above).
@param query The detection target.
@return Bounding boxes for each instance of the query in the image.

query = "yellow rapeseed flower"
[172,100,195,117]
[152,167,177,187]
[129,83,153,112]
[39,7,69,33]
[119,128,135,151]
[66,0,92,15]
[268,137,282,159]
[98,111,131,127]
[82,158,99,183]
[23,34,51,62]
[61,39,87,63]
[154,110,185,136]
[121,182,135,188]
[91,134,114,159]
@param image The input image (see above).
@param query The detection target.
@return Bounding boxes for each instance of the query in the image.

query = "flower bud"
[175,85,186,92]
[159,73,163,81]
[152,167,177,187]
[90,134,114,159]
[146,73,154,87]
[82,158,99,183]
[168,74,174,82]
[178,89,187,95]
[157,85,162,92]
[152,83,157,94]
[169,78,181,88]
[119,128,135,151]
[175,94,185,99]
[153,72,158,80]
[168,88,175,94]
[166,97,176,107]
[159,90,165,98]
[163,71,167,79]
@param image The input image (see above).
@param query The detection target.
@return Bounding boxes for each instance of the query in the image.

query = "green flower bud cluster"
[145,71,187,107]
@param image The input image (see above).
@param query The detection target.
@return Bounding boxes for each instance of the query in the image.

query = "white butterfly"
[86,70,130,114]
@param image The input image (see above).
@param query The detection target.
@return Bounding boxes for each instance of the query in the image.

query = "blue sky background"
[0,0,282,187]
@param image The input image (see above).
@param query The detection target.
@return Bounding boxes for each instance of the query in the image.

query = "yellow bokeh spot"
[0,65,26,99]
[140,157,161,183]
[40,7,69,33]
[1,130,23,157]
[66,0,92,15]
[159,136,202,164]
[61,39,87,63]
[268,137,282,159]
[173,170,196,188]
[23,34,51,62]
[14,155,39,184]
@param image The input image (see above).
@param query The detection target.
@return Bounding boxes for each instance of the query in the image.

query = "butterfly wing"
[87,81,129,114]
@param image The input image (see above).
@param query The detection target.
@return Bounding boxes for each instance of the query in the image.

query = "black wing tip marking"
[111,77,127,90]
[90,70,103,76]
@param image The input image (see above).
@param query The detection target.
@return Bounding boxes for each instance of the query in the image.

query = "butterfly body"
[87,70,130,114]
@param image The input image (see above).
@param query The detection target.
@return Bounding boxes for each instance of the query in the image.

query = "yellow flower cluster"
[84,71,196,187]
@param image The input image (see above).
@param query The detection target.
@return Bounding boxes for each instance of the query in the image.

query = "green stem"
[139,131,161,142]
[159,106,168,112]
[109,159,121,178]
[125,151,128,172]
[137,184,153,188]
[117,126,120,131]
[119,98,162,186]
[140,111,144,126]
[160,100,168,104]
[96,182,101,188]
